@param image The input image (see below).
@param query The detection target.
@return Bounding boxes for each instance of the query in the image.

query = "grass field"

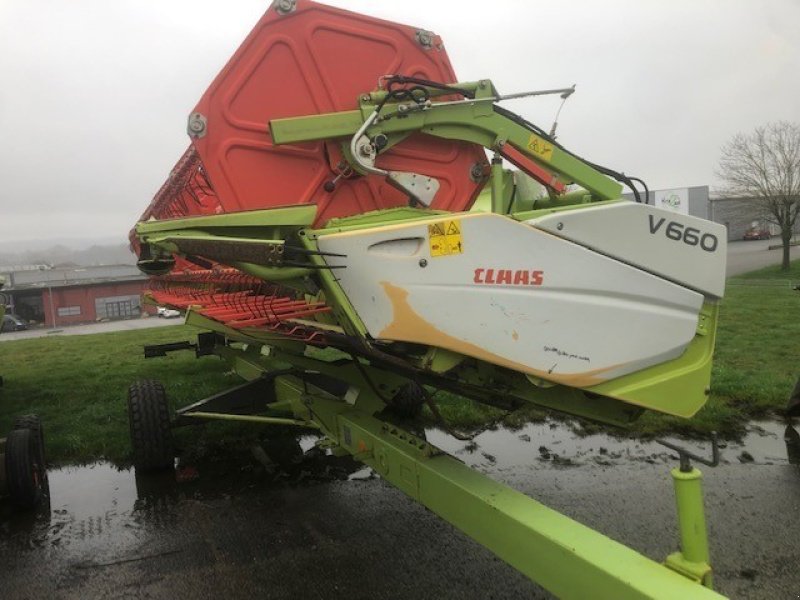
[658,259,799,435]
[0,326,233,464]
[0,260,797,464]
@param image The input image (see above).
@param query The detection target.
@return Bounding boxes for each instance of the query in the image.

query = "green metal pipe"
[269,89,623,200]
[230,261,312,281]
[180,412,318,428]
[490,154,504,213]
[366,80,486,104]
[669,467,714,588]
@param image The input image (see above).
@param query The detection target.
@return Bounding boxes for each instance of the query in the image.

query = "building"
[708,195,800,241]
[0,264,151,327]
[624,185,799,241]
[623,185,710,220]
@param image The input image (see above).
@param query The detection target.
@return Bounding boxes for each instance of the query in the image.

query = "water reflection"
[3,418,799,544]
[784,423,800,465]
[1,434,361,542]
[428,418,800,471]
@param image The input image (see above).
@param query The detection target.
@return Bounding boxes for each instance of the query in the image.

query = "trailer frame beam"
[293,390,724,600]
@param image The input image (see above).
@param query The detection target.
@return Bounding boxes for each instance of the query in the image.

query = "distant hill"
[0,243,136,269]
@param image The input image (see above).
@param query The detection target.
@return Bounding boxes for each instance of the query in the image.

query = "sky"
[1,0,798,247]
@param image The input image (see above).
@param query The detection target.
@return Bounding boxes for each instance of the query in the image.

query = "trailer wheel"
[128,380,174,471]
[5,428,46,509]
[13,414,46,466]
[388,382,425,418]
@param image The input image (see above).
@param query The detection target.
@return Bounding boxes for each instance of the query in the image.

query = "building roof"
[1,264,146,291]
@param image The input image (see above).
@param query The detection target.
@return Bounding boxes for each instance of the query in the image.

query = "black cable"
[384,75,475,99]
[629,176,650,205]
[374,74,474,116]
[348,354,486,441]
[505,182,518,215]
[492,104,648,203]
[374,77,649,204]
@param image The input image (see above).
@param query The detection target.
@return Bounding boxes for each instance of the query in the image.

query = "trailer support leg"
[666,466,713,587]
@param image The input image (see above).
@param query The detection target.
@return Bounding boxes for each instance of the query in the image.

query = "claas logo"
[473,269,544,286]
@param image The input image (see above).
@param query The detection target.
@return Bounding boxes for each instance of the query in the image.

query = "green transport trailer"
[126,2,730,597]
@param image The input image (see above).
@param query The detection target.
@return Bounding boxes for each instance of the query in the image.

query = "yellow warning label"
[429,220,463,257]
[428,223,445,236]
[526,135,553,161]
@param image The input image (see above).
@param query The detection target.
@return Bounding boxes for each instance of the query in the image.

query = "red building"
[1,265,151,327]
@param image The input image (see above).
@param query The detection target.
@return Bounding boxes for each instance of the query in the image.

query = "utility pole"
[47,284,56,329]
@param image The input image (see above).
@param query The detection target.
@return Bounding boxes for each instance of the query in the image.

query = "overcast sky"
[1,0,798,247]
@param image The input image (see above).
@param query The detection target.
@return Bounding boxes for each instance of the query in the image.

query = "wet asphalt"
[1,420,799,600]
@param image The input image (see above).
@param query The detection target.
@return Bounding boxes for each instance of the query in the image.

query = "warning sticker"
[428,220,463,257]
[526,135,553,161]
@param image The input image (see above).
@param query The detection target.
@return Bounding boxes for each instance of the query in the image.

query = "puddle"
[0,417,797,600]
[1,419,796,556]
[425,418,800,472]
[0,434,360,548]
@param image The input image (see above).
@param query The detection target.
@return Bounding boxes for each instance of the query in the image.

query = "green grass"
[625,260,798,437]
[0,325,235,465]
[1,259,797,464]
[685,259,799,433]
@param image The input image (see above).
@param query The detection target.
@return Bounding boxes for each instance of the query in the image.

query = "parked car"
[1,314,29,332]
[156,306,181,319]
[743,227,771,241]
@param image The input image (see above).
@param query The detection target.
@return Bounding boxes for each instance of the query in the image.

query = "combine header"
[129,1,728,597]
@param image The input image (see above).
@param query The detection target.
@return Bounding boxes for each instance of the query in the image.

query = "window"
[105,300,133,319]
[57,306,81,317]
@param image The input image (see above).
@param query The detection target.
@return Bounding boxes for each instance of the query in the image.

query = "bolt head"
[275,0,296,15]
[415,29,434,48]
[470,163,488,181]
[419,258,428,268]
[187,113,207,137]
[556,222,564,230]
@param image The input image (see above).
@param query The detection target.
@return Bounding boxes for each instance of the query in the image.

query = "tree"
[717,121,800,271]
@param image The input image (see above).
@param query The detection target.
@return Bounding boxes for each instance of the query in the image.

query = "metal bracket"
[174,372,292,426]
[144,340,195,359]
[387,171,440,207]
[349,112,440,207]
[656,432,720,472]
[665,552,713,585]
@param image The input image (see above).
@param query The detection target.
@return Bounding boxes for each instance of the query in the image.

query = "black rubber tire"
[128,380,174,471]
[388,382,425,419]
[13,414,46,466]
[5,428,46,509]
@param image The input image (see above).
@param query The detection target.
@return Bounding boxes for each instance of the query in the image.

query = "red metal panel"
[137,0,486,229]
